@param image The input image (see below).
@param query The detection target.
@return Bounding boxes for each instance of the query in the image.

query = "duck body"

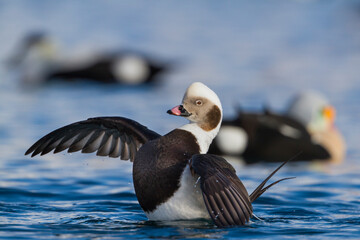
[25,82,292,227]
[47,51,168,85]
[209,110,330,163]
[8,33,170,85]
[133,128,208,219]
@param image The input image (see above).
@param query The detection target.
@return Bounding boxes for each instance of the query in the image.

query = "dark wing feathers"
[191,154,294,227]
[190,154,253,227]
[81,130,105,153]
[25,116,160,161]
[109,136,121,158]
[97,133,114,156]
[68,130,97,153]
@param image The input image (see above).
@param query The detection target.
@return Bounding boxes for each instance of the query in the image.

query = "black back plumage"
[133,129,200,212]
[48,52,168,84]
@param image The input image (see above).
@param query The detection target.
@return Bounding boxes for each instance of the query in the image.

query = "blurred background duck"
[286,91,345,164]
[209,90,345,165]
[6,32,172,86]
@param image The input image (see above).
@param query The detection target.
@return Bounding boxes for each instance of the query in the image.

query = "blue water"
[1,1,360,239]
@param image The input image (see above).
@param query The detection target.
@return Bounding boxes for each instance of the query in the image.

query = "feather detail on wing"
[25,116,160,161]
[190,154,253,227]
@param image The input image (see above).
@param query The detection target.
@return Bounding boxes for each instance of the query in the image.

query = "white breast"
[146,165,209,221]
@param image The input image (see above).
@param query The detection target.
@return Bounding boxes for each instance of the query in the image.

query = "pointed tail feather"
[249,176,295,203]
[249,152,301,203]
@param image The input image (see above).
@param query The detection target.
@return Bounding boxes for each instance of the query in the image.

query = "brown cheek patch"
[200,105,221,131]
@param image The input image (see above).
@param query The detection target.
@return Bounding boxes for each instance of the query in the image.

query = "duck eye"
[196,100,203,106]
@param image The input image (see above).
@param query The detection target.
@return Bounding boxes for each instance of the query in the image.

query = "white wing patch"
[215,126,248,155]
[112,55,149,84]
[278,124,302,139]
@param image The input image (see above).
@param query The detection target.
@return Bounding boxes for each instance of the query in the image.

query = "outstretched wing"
[25,117,161,161]
[190,154,253,227]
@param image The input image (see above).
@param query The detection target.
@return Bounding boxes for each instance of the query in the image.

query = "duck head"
[7,32,57,68]
[287,90,345,164]
[287,90,335,133]
[167,82,223,132]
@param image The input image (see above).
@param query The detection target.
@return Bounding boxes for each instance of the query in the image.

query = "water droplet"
[196,177,201,183]
[194,176,201,188]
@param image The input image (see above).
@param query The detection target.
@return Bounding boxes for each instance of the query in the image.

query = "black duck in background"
[47,50,169,84]
[209,90,346,164]
[208,109,330,164]
[6,32,173,86]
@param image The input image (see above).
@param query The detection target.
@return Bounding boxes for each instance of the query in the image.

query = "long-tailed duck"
[25,82,292,227]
